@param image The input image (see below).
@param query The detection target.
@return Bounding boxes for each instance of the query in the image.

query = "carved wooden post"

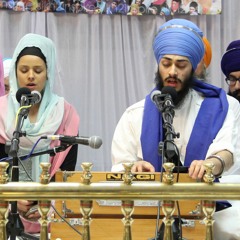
[80,162,93,240]
[38,162,51,240]
[162,162,175,240]
[121,163,134,240]
[202,163,216,240]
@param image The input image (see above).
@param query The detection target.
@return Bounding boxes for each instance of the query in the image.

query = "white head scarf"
[3,58,12,79]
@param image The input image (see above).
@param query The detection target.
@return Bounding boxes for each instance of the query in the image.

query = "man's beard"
[154,71,194,108]
[228,90,240,103]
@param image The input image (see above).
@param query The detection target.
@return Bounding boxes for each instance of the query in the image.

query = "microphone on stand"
[9,88,42,157]
[7,88,42,240]
[42,135,103,149]
[16,87,41,106]
[151,88,176,111]
[150,87,182,240]
[151,86,179,163]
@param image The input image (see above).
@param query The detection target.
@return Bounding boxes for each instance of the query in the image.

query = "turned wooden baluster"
[121,163,134,240]
[38,162,51,240]
[202,163,216,240]
[80,162,93,240]
[162,162,175,240]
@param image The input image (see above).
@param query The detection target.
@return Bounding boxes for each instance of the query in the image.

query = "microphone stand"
[151,94,183,240]
[6,144,71,240]
[6,141,70,240]
[6,145,71,163]
[5,92,70,240]
[155,94,179,164]
[7,104,30,240]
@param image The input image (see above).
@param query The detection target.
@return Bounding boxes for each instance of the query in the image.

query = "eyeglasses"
[225,76,240,86]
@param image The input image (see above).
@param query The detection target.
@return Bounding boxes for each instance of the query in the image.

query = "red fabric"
[152,0,166,5]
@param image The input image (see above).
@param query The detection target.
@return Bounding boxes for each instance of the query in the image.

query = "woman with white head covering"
[0,33,80,233]
[3,58,12,94]
[15,1,25,11]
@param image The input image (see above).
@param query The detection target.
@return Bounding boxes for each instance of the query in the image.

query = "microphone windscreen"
[31,90,42,104]
[161,86,177,101]
[150,90,161,102]
[16,87,31,103]
[89,136,103,149]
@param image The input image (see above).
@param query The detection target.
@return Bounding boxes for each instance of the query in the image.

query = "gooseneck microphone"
[151,86,179,163]
[16,87,42,106]
[42,135,103,149]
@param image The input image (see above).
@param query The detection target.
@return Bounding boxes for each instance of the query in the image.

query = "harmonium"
[50,171,205,240]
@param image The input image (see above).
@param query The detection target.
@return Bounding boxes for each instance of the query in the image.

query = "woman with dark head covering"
[0,33,80,233]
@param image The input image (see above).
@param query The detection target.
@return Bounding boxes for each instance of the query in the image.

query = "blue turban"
[221,40,240,77]
[153,19,204,70]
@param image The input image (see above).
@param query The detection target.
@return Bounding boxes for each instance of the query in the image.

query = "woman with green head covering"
[0,33,80,233]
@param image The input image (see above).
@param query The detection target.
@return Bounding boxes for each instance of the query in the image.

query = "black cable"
[51,204,82,236]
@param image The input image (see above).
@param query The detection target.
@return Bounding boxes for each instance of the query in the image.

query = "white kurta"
[111,89,240,240]
[111,89,240,174]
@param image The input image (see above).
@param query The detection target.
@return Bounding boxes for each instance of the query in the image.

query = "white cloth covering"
[213,175,240,240]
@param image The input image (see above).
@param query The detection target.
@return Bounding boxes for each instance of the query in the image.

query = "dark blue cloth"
[140,79,229,171]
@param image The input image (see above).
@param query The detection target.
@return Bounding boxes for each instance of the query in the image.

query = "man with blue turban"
[111,19,240,182]
[221,40,240,103]
[208,39,240,240]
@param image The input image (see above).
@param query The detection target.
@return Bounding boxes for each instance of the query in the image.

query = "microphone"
[161,86,177,107]
[151,90,163,111]
[151,89,162,103]
[16,87,42,106]
[42,135,103,149]
[151,87,179,163]
[151,87,177,110]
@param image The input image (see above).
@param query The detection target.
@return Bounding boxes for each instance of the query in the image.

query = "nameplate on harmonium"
[106,172,156,181]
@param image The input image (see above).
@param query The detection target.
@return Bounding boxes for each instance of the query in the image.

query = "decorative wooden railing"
[0,161,240,240]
